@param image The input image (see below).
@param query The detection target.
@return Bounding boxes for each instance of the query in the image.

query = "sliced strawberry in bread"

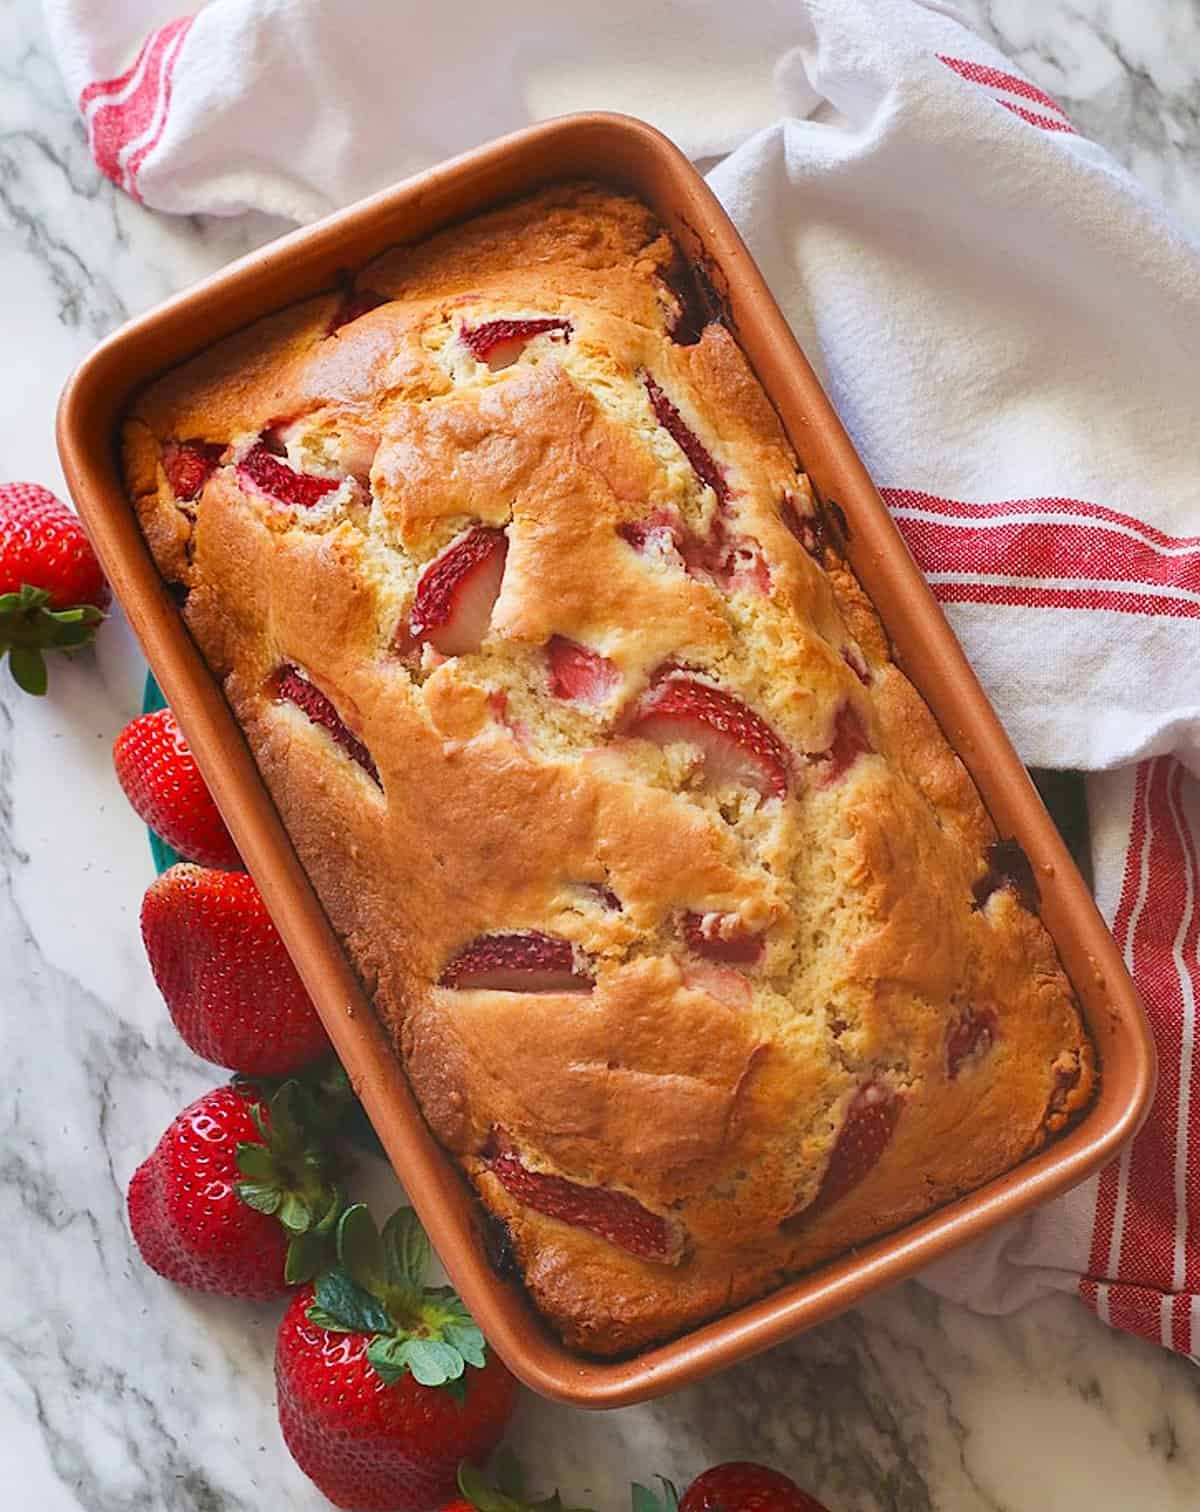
[682,910,765,966]
[678,522,770,594]
[272,665,380,785]
[618,509,681,557]
[484,1132,680,1263]
[408,526,507,657]
[643,374,729,504]
[680,959,753,1011]
[786,1081,901,1227]
[779,493,824,560]
[238,443,341,509]
[810,702,873,785]
[619,509,768,594]
[629,671,790,801]
[947,1007,998,1078]
[163,440,223,501]
[460,318,572,369]
[842,644,872,686]
[439,931,593,992]
[545,636,619,704]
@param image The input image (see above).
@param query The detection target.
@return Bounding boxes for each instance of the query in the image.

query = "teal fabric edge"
[142,671,181,876]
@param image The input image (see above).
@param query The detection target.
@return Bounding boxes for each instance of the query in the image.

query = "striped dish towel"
[45,0,1200,1356]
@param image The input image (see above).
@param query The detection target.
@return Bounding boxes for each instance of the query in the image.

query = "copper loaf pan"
[57,113,1154,1408]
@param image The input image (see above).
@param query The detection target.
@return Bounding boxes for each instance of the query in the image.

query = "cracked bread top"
[123,182,1095,1356]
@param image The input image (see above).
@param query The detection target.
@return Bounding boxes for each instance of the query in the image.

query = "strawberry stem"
[232,1079,345,1282]
[0,584,105,694]
[306,1204,489,1392]
[457,1454,599,1512]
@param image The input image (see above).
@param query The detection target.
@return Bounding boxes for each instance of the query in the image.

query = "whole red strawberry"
[114,708,242,869]
[276,1205,518,1510]
[141,864,330,1075]
[677,1463,830,1512]
[0,482,109,693]
[127,1080,342,1300]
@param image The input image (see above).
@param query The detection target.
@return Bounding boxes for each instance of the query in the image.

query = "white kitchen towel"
[45,0,1200,1358]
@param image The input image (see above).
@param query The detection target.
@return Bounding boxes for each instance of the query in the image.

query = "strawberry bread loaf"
[122,183,1094,1355]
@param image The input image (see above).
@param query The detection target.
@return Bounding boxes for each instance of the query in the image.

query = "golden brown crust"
[123,182,1095,1356]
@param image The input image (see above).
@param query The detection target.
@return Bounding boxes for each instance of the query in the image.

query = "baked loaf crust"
[124,183,1094,1356]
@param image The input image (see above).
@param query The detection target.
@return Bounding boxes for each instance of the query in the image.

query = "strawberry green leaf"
[309,1268,391,1335]
[0,585,105,687]
[457,1456,597,1512]
[247,1100,271,1143]
[493,1449,526,1501]
[285,1230,329,1286]
[407,1337,466,1387]
[314,1185,343,1233]
[443,1319,487,1369]
[337,1203,388,1295]
[8,647,47,695]
[0,589,41,616]
[458,1460,513,1512]
[363,1334,410,1387]
[235,1179,283,1215]
[381,1205,430,1291]
[231,1079,345,1246]
[277,1192,312,1233]
[235,1143,277,1181]
[632,1480,678,1512]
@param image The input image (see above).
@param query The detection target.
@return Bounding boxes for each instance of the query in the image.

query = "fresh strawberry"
[669,1462,831,1512]
[643,374,729,504]
[445,1453,593,1512]
[946,1007,998,1078]
[408,526,508,657]
[162,439,223,500]
[809,702,873,785]
[0,482,108,694]
[484,1131,680,1263]
[276,1204,517,1512]
[127,1079,342,1299]
[273,664,380,785]
[439,932,593,992]
[546,636,618,704]
[141,864,331,1075]
[682,911,764,966]
[786,1082,900,1228]
[238,442,341,508]
[460,317,572,367]
[113,708,241,869]
[628,671,790,801]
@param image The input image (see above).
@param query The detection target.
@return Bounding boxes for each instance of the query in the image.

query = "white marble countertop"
[3,1,1199,1507]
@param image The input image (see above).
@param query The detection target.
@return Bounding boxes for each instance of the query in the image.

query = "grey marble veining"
[2,0,1199,1507]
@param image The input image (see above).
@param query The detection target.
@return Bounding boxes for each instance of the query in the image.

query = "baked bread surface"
[123,183,1094,1356]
